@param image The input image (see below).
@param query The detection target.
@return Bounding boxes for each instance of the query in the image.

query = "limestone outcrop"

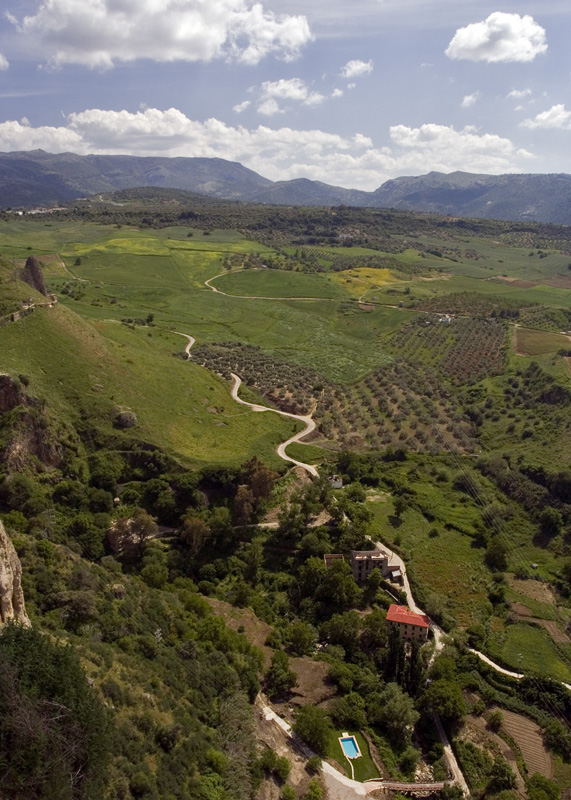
[0,520,30,627]
[20,254,47,296]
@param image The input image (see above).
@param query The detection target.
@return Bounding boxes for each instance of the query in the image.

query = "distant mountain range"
[2,149,571,224]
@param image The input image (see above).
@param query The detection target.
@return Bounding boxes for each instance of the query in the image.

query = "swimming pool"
[339,736,361,759]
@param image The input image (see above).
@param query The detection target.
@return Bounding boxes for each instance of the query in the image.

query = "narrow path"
[170,331,318,478]
[468,648,571,692]
[204,269,337,302]
[230,373,319,477]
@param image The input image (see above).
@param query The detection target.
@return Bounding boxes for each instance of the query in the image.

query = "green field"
[516,327,571,356]
[488,623,571,683]
[211,267,346,299]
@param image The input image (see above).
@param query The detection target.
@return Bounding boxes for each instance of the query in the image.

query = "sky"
[0,0,570,190]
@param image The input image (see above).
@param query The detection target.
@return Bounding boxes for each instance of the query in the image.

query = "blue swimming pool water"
[340,736,360,759]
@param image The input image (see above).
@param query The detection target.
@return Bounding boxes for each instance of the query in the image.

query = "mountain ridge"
[2,149,571,224]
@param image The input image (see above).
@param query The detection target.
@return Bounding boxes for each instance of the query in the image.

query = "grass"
[211,268,346,299]
[0,303,295,469]
[516,328,571,356]
[327,730,380,782]
[487,623,571,683]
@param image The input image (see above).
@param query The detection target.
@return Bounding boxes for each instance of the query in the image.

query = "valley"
[2,200,571,800]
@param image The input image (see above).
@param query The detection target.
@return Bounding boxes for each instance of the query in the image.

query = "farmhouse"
[350,549,388,583]
[386,604,430,642]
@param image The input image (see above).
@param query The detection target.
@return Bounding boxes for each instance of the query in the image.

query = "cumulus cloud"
[507,88,532,99]
[255,78,324,114]
[340,59,373,78]
[257,98,283,116]
[389,123,533,173]
[332,88,343,98]
[446,13,547,63]
[0,54,9,70]
[233,100,251,113]
[461,92,480,108]
[0,108,534,190]
[521,104,571,130]
[14,0,312,68]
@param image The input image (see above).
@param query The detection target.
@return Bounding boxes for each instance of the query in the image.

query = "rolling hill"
[3,149,571,223]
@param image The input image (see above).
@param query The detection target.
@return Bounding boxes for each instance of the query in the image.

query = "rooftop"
[386,604,430,629]
[351,550,387,560]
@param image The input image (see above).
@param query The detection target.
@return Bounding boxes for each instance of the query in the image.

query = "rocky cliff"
[20,254,47,296]
[0,520,30,627]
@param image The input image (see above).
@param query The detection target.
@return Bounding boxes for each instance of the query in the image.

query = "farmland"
[3,205,571,667]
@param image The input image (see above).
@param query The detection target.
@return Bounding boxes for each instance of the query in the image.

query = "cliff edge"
[0,520,30,627]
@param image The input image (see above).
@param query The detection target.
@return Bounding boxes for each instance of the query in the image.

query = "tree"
[421,679,467,722]
[265,650,297,699]
[393,495,407,517]
[317,561,361,611]
[539,507,563,538]
[485,538,508,572]
[180,516,211,556]
[367,683,419,747]
[234,485,255,526]
[330,692,367,730]
[294,706,333,756]
[488,709,503,732]
[488,757,516,792]
[527,773,561,800]
[320,611,361,659]
[304,778,323,800]
[288,620,318,656]
[0,625,111,799]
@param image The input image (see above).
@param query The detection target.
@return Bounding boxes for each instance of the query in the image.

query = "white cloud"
[507,88,532,99]
[340,59,373,79]
[257,98,283,116]
[389,123,533,173]
[0,109,534,191]
[260,78,309,101]
[14,0,312,68]
[255,78,324,114]
[0,54,9,70]
[522,104,571,130]
[446,13,547,63]
[233,100,251,113]
[331,88,343,98]
[461,91,480,108]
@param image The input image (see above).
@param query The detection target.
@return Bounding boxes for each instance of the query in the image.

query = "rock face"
[0,520,30,627]
[0,373,27,413]
[21,255,47,296]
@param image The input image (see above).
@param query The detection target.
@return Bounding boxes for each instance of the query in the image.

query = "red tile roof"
[386,604,430,628]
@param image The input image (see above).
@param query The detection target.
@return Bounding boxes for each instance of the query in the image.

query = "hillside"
[3,208,571,799]
[5,150,571,223]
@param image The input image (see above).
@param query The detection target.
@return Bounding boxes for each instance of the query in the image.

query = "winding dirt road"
[170,331,318,477]
[230,373,318,477]
[204,269,338,302]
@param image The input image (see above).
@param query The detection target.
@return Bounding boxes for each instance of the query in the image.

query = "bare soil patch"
[506,575,557,605]
[543,274,571,290]
[205,597,336,709]
[538,619,570,645]
[254,696,320,800]
[511,602,531,617]
[500,708,553,779]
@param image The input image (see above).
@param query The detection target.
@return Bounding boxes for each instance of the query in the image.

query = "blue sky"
[0,0,569,189]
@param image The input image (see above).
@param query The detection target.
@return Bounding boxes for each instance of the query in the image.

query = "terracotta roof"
[386,604,430,629]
